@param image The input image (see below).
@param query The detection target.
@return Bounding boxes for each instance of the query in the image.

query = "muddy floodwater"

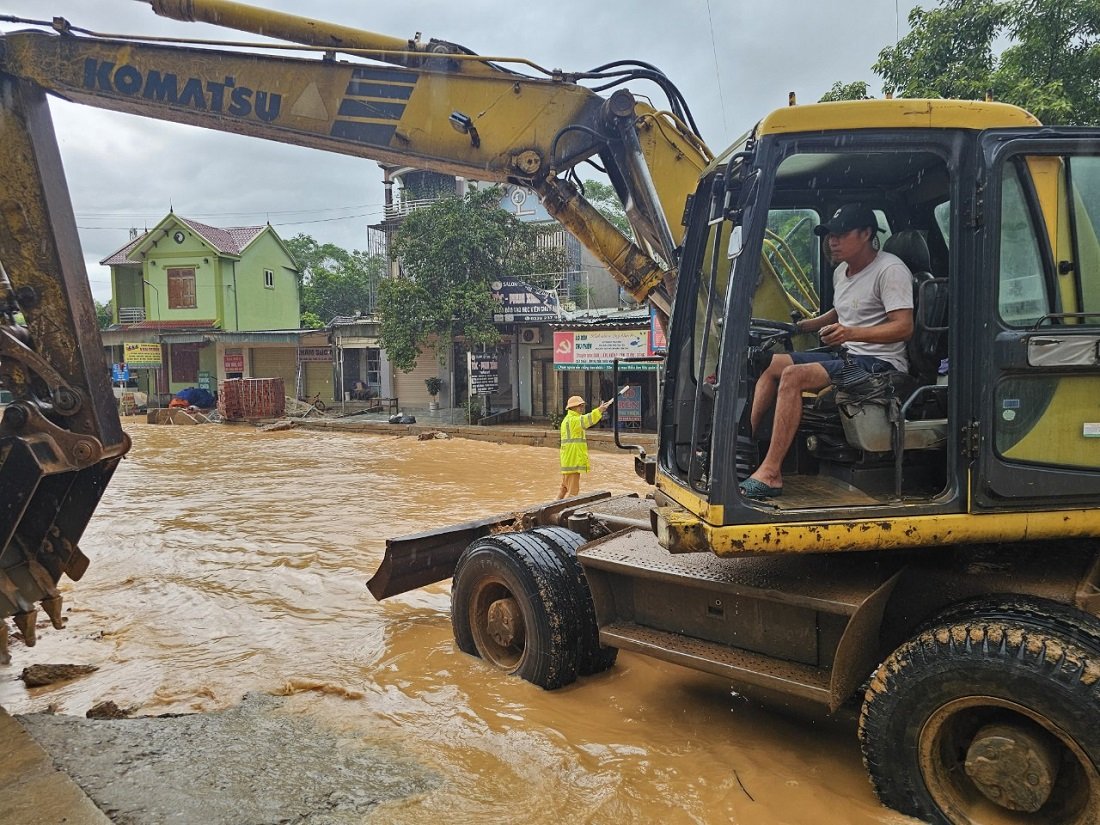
[2,424,920,824]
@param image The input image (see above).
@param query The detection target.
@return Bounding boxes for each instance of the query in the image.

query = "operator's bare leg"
[750,354,793,435]
[747,362,830,489]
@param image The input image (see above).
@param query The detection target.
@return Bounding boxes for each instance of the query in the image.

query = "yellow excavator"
[4,3,1100,822]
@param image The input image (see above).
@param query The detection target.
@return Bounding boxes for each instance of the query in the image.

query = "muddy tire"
[530,526,618,676]
[860,606,1100,825]
[450,533,578,690]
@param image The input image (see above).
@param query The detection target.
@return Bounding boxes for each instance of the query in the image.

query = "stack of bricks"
[218,378,286,420]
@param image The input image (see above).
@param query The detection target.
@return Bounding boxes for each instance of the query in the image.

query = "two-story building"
[99,212,335,405]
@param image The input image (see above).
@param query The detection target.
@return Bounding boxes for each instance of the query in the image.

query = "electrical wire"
[76,203,384,220]
[704,0,729,136]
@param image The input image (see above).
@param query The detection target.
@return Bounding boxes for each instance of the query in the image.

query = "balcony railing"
[383,196,446,220]
[118,306,147,325]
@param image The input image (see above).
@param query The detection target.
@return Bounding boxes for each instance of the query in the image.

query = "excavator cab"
[656,101,1100,551]
[659,129,958,516]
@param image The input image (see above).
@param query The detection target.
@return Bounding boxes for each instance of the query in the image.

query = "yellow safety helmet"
[566,395,585,409]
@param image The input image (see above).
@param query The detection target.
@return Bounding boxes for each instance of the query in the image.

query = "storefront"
[547,312,663,431]
[329,316,393,402]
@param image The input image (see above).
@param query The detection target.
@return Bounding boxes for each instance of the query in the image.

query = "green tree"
[378,186,569,372]
[581,179,633,239]
[873,0,1100,125]
[94,299,113,329]
[284,234,385,328]
[818,81,874,102]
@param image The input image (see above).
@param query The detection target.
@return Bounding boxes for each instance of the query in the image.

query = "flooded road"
[2,424,918,824]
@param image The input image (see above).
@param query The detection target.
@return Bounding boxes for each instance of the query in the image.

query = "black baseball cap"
[813,203,883,237]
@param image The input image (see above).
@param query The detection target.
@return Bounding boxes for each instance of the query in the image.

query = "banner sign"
[298,347,333,363]
[491,278,561,323]
[223,349,244,372]
[112,363,131,383]
[618,385,642,422]
[468,352,500,393]
[198,370,213,391]
[552,329,658,370]
[649,307,667,354]
[123,342,162,368]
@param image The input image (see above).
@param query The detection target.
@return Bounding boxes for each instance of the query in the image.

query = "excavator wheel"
[450,532,579,690]
[529,527,618,676]
[859,602,1100,825]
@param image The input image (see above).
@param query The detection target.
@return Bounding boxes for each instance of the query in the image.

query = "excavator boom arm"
[0,2,712,649]
[0,24,704,304]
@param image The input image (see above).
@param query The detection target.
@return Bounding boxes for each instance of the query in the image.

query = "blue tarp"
[175,387,216,408]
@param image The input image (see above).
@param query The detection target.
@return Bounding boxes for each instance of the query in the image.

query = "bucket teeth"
[40,596,64,629]
[13,610,37,647]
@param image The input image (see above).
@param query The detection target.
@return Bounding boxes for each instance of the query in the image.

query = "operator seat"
[881,230,947,384]
[833,229,948,457]
[799,230,949,460]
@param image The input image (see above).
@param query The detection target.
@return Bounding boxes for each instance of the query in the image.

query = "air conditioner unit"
[519,326,542,345]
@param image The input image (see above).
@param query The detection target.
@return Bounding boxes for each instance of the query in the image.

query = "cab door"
[973,132,1100,508]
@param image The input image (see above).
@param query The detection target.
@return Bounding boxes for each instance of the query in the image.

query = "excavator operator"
[741,203,915,499]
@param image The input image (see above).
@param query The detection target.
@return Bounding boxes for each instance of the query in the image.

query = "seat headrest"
[883,230,931,274]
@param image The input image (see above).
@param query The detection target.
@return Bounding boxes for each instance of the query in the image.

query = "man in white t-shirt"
[740,203,914,499]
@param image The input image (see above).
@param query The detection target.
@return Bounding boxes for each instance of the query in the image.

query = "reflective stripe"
[561,437,586,444]
[560,464,587,473]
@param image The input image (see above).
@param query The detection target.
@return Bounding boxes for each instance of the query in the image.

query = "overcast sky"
[1,0,923,301]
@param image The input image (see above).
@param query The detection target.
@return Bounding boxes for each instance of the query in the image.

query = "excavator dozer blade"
[367,492,613,600]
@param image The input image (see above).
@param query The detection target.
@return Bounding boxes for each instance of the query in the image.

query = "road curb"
[289,418,657,455]
[0,705,109,825]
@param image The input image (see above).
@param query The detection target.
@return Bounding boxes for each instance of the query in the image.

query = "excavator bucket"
[0,75,130,662]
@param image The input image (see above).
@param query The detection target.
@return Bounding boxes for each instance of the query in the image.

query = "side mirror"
[727,225,744,259]
[723,167,758,260]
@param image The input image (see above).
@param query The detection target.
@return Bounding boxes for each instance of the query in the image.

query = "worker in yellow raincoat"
[558,394,612,499]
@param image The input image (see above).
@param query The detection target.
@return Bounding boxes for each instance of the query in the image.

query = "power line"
[76,209,386,232]
[74,202,385,220]
[704,0,729,136]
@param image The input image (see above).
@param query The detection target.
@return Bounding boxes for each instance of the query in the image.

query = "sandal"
[739,477,783,499]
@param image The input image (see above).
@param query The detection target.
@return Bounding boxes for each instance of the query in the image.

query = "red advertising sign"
[618,384,642,422]
[223,349,244,372]
[648,307,667,354]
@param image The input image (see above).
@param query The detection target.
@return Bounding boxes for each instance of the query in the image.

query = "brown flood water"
[1,424,919,824]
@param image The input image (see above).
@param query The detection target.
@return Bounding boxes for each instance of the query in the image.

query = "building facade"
[100,213,335,404]
[367,166,656,425]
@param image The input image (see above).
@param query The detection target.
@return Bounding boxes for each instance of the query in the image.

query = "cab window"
[764,209,821,316]
[1066,156,1100,318]
[997,161,1051,326]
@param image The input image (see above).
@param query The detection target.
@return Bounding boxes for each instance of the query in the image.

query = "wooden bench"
[366,397,399,415]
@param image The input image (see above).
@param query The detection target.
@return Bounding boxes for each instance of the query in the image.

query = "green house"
[101,213,306,402]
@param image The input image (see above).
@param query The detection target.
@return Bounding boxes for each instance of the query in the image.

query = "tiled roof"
[124,319,218,330]
[99,216,267,265]
[100,237,145,266]
[552,306,652,328]
[329,314,379,327]
[180,217,265,255]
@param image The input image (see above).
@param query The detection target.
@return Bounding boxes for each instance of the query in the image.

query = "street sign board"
[468,352,499,394]
[123,343,162,368]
